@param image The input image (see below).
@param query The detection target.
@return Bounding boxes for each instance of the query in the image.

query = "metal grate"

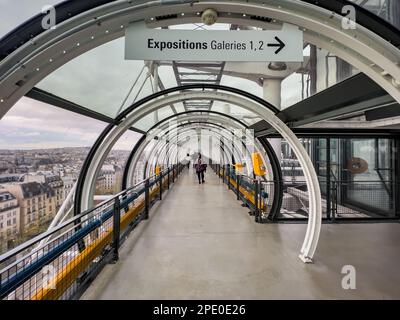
[172,61,225,110]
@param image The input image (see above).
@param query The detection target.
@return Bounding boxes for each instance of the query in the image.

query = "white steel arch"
[145,125,255,178]
[79,90,321,263]
[0,0,399,119]
[145,116,253,172]
[126,113,272,186]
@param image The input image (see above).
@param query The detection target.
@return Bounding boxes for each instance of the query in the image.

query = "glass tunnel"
[0,0,400,300]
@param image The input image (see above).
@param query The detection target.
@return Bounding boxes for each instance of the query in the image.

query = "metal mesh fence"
[0,165,184,300]
[212,164,397,220]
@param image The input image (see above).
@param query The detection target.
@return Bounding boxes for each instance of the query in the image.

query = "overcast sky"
[0,0,304,150]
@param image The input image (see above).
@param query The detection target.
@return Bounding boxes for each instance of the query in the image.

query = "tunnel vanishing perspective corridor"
[82,169,400,300]
[1,0,400,303]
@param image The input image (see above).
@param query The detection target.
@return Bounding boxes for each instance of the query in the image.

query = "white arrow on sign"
[125,23,303,62]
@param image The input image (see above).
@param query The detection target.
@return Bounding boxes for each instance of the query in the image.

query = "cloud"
[0,0,61,38]
[0,96,143,150]
[0,97,107,149]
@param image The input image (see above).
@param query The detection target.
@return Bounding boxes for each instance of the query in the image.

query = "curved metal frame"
[259,137,284,221]
[1,0,400,120]
[121,111,251,187]
[150,127,238,176]
[141,114,249,176]
[1,0,399,60]
[147,120,246,169]
[72,87,321,262]
[121,134,146,189]
[145,124,249,178]
[5,0,395,261]
[143,110,250,133]
[76,85,279,216]
[124,111,273,187]
[145,124,248,177]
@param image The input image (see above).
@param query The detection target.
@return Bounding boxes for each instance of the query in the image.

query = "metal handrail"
[0,164,183,300]
[0,166,174,265]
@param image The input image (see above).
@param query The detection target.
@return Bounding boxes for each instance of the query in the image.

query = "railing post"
[112,196,121,263]
[256,181,262,223]
[331,181,337,221]
[159,174,163,201]
[253,179,259,218]
[167,167,170,189]
[227,165,231,190]
[236,174,240,200]
[144,179,150,220]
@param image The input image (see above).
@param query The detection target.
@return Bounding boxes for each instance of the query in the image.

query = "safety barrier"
[0,164,184,300]
[211,163,398,221]
[211,164,269,223]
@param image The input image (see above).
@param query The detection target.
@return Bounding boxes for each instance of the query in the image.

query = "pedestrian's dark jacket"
[195,160,207,173]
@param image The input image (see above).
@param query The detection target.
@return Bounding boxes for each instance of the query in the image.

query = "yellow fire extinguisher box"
[234,163,244,172]
[252,152,266,176]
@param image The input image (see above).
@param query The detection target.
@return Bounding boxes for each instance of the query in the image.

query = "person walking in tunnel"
[186,153,191,170]
[195,154,206,184]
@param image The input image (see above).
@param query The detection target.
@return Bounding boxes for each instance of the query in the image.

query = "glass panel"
[211,102,260,126]
[31,24,362,120]
[279,137,396,220]
[173,102,186,114]
[314,138,328,198]
[348,0,400,29]
[0,97,106,254]
[330,138,339,181]
[220,75,263,98]
[132,106,176,132]
[95,130,142,197]
[281,45,360,109]
[338,138,395,217]
[37,38,152,118]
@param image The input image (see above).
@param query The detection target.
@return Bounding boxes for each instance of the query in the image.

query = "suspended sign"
[125,22,303,62]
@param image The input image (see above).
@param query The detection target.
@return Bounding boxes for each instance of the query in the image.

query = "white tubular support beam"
[143,115,251,173]
[1,0,400,120]
[127,113,270,184]
[145,126,250,178]
[79,90,321,263]
[37,183,76,248]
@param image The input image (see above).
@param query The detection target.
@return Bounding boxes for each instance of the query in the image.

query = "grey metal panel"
[365,102,400,121]
[252,73,394,136]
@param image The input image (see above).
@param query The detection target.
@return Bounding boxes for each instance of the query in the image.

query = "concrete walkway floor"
[82,169,400,300]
